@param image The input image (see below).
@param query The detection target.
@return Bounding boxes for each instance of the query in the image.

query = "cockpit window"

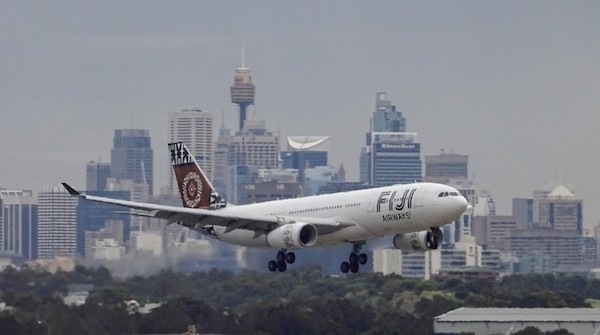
[439,191,460,197]
[450,192,459,196]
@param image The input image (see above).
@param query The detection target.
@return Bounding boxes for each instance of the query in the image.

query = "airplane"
[62,141,468,273]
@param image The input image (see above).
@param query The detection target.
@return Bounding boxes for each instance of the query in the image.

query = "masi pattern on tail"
[169,142,226,209]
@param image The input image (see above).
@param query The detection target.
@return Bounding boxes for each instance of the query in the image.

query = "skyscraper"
[371,92,406,132]
[230,49,255,131]
[360,93,422,185]
[86,161,110,191]
[37,185,77,259]
[424,152,468,182]
[0,190,38,260]
[538,185,582,234]
[169,109,214,194]
[110,129,154,195]
[216,119,280,204]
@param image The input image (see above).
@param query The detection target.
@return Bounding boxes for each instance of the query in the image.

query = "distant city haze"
[1,2,599,224]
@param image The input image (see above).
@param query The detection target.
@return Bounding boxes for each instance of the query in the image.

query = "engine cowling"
[266,223,318,249]
[392,229,443,251]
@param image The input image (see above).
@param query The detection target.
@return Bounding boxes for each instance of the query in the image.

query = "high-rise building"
[360,93,422,185]
[508,229,583,270]
[538,185,582,234]
[369,132,422,186]
[424,151,468,183]
[169,109,214,194]
[223,119,280,169]
[86,161,110,191]
[512,198,534,230]
[110,129,154,195]
[230,49,255,131]
[215,120,280,204]
[0,190,38,260]
[371,92,406,132]
[37,185,77,259]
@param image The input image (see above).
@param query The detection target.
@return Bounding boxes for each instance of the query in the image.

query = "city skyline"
[1,2,599,222]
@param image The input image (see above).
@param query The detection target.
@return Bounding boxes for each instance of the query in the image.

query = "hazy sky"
[1,1,599,223]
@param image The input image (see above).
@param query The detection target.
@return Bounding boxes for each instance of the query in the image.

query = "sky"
[1,1,599,223]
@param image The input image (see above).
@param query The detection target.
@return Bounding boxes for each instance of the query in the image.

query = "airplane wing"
[62,183,353,235]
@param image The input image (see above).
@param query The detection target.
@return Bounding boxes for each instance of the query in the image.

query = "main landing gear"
[427,227,442,249]
[340,242,368,274]
[268,249,296,272]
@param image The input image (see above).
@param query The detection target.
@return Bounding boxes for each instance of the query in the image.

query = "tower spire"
[230,47,255,131]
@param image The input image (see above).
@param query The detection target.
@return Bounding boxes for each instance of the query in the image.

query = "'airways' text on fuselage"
[382,212,411,222]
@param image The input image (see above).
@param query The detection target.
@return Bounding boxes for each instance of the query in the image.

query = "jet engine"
[392,229,443,251]
[266,223,318,249]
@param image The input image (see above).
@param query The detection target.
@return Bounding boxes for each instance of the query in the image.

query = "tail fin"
[169,142,226,209]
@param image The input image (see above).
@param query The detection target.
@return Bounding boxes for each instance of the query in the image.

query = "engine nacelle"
[393,229,443,251]
[266,223,318,249]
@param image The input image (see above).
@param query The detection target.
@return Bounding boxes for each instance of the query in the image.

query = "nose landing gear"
[340,242,368,273]
[268,249,296,272]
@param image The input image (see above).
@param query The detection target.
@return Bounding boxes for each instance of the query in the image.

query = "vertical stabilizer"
[169,142,226,209]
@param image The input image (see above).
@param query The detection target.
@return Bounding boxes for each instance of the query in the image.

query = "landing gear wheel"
[285,252,296,264]
[358,253,368,265]
[340,261,350,273]
[350,262,359,273]
[277,261,287,272]
[268,260,278,272]
[276,251,285,263]
[349,253,358,264]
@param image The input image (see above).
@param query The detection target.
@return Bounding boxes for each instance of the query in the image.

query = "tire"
[349,253,358,264]
[340,261,350,273]
[358,253,368,265]
[268,260,278,272]
[276,251,285,263]
[277,261,287,272]
[286,252,296,264]
[350,262,359,273]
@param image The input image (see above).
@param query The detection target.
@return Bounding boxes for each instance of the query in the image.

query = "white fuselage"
[202,182,468,249]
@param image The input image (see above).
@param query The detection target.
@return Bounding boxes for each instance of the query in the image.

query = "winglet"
[62,183,81,196]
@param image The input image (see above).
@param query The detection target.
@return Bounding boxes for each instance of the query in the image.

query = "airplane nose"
[455,196,469,214]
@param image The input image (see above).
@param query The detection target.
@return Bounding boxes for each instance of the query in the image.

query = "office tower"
[224,119,279,168]
[86,161,110,191]
[512,198,533,230]
[369,132,422,186]
[281,136,329,182]
[216,120,279,204]
[76,190,130,258]
[360,93,422,185]
[169,108,214,194]
[538,185,582,234]
[0,190,38,260]
[471,215,518,252]
[372,92,406,132]
[532,189,551,225]
[230,49,255,131]
[424,151,468,183]
[110,129,154,195]
[508,229,583,271]
[37,185,77,259]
